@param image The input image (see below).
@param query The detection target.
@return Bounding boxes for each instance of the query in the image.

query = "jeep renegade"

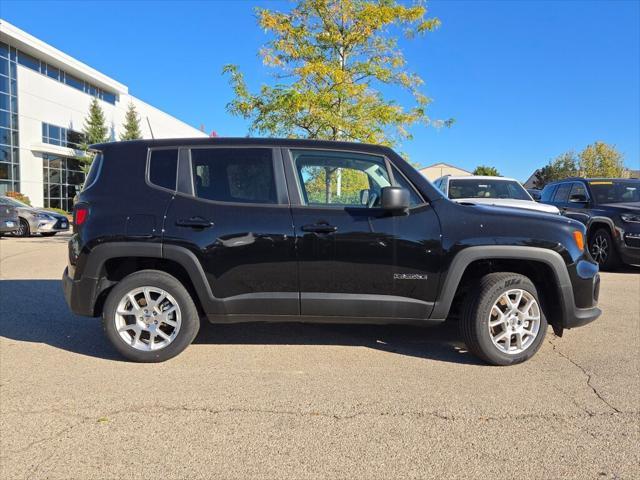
[62,138,601,365]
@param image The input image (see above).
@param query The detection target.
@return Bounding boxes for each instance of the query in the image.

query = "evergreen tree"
[120,102,142,140]
[83,97,109,144]
[78,98,109,174]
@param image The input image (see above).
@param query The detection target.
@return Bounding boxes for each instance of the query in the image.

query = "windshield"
[448,179,531,201]
[0,196,30,208]
[589,180,640,204]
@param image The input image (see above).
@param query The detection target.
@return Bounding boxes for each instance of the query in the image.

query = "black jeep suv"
[62,138,601,365]
[540,178,640,270]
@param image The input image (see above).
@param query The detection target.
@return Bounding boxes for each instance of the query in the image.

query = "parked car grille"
[623,233,640,248]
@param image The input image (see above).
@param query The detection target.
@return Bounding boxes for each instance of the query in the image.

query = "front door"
[162,146,298,317]
[285,148,442,320]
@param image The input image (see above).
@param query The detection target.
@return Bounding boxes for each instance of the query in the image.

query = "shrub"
[5,191,31,205]
[44,207,71,217]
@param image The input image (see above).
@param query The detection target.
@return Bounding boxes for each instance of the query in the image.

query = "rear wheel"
[589,228,618,270]
[103,270,200,362]
[460,272,547,366]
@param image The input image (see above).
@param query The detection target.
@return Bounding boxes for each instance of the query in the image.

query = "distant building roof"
[419,162,472,181]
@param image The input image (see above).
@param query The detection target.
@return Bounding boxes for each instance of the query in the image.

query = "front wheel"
[13,218,30,237]
[589,228,618,270]
[103,270,200,362]
[460,272,547,366]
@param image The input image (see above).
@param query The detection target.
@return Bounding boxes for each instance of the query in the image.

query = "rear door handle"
[176,217,214,229]
[301,223,337,234]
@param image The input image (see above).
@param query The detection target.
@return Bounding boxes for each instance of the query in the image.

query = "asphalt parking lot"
[0,233,638,479]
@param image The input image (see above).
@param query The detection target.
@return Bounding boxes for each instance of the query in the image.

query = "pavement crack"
[548,339,622,414]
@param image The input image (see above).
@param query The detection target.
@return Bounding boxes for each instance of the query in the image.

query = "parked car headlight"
[36,213,54,220]
[621,213,640,223]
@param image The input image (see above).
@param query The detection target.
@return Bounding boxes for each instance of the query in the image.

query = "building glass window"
[14,48,117,105]
[0,39,20,195]
[42,122,85,149]
[42,154,85,212]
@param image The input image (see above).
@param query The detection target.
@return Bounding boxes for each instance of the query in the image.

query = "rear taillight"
[74,206,88,226]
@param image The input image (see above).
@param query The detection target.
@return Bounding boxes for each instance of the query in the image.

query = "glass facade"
[0,41,19,195]
[42,122,86,149]
[8,42,117,105]
[42,154,85,212]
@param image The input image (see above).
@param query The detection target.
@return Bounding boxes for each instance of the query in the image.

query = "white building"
[0,19,206,210]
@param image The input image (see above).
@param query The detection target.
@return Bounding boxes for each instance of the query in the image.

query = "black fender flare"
[586,216,617,238]
[81,242,219,314]
[428,246,575,328]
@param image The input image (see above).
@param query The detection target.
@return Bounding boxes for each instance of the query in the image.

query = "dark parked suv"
[540,178,640,269]
[62,138,601,365]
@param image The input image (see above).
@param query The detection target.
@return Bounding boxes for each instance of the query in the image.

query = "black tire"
[103,270,200,362]
[588,228,619,271]
[14,218,30,237]
[460,272,547,366]
[40,232,57,237]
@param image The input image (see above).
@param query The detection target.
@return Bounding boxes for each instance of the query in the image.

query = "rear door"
[284,147,442,320]
[162,146,298,318]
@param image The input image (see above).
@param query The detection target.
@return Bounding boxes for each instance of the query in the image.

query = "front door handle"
[176,217,214,229]
[301,223,337,234]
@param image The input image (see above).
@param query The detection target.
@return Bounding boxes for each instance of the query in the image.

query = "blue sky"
[2,0,639,180]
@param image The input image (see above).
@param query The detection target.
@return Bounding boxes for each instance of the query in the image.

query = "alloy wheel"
[590,234,609,265]
[488,289,541,355]
[114,287,182,351]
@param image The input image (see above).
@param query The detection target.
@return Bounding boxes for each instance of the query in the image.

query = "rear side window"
[149,149,178,191]
[190,148,276,204]
[553,183,571,203]
[82,152,102,191]
[540,184,557,202]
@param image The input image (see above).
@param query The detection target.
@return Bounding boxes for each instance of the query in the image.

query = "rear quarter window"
[540,184,557,202]
[148,149,178,191]
[82,152,103,191]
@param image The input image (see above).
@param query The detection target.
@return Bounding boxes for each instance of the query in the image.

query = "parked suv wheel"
[460,272,547,366]
[589,228,618,270]
[103,270,200,362]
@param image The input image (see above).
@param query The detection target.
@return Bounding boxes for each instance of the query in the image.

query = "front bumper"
[62,266,99,317]
[34,216,69,233]
[615,226,640,266]
[562,258,601,330]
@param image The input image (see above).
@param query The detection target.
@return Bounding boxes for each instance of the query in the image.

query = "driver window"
[291,150,390,207]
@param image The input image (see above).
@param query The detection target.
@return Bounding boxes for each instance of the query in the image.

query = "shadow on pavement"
[0,279,482,365]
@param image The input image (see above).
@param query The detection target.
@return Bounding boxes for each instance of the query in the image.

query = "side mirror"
[381,186,410,211]
[569,194,588,204]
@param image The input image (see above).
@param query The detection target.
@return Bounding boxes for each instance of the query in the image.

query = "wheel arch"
[81,242,214,317]
[429,246,575,335]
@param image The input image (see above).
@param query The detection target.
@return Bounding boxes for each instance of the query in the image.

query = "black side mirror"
[381,186,410,211]
[569,194,588,204]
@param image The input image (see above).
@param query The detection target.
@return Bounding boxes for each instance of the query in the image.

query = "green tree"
[79,98,109,173]
[120,102,142,140]
[534,152,578,188]
[472,165,500,176]
[224,0,451,148]
[578,141,626,178]
[83,97,109,145]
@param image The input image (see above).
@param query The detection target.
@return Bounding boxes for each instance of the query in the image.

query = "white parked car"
[433,175,560,214]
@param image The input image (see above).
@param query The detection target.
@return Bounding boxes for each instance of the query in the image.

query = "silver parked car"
[0,196,69,237]
[0,201,19,236]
